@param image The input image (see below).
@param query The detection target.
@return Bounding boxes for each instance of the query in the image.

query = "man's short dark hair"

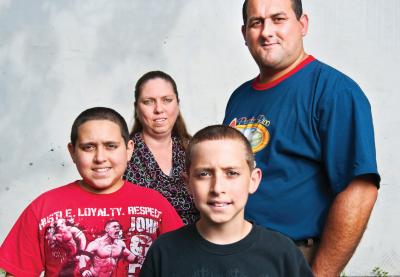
[70,107,130,147]
[185,125,255,172]
[242,0,303,25]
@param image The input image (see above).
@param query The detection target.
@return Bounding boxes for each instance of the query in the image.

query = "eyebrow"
[248,11,287,21]
[193,166,241,171]
[270,12,288,17]
[78,140,121,146]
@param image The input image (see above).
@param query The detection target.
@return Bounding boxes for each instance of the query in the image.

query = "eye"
[250,18,262,27]
[272,16,286,23]
[227,170,240,177]
[163,97,174,103]
[196,170,211,178]
[81,144,95,151]
[142,98,155,105]
[106,143,118,149]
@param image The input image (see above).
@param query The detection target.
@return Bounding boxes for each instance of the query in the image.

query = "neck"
[142,131,172,147]
[79,179,124,194]
[259,52,308,84]
[141,131,173,175]
[196,219,252,245]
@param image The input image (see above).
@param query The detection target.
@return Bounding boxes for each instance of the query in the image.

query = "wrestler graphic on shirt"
[128,234,153,276]
[78,219,141,277]
[45,218,87,258]
[45,218,87,275]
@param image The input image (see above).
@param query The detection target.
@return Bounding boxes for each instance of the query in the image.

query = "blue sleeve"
[318,77,380,194]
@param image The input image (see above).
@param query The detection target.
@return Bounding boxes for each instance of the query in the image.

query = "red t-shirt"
[0,181,183,277]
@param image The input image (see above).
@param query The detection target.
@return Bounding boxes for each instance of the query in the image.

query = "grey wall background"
[0,1,399,275]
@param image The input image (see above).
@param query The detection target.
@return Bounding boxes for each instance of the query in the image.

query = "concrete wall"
[0,1,399,275]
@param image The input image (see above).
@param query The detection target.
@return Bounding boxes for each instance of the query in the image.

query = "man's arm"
[311,177,378,277]
[72,226,87,250]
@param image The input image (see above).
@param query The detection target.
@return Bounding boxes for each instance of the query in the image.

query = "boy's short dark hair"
[242,0,303,24]
[70,107,130,147]
[186,125,255,172]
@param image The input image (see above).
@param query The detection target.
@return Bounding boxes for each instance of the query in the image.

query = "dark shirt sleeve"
[139,241,158,277]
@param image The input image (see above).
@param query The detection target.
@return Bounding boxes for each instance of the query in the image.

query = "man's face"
[242,0,308,73]
[68,120,133,194]
[106,221,122,239]
[187,139,261,228]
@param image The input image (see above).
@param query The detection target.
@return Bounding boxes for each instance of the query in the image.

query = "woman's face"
[136,78,180,138]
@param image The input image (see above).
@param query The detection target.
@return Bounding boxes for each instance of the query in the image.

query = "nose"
[260,19,274,39]
[154,100,164,114]
[94,147,106,163]
[211,173,225,195]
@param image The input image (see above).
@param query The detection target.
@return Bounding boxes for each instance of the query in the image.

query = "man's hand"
[312,177,378,277]
[81,269,93,277]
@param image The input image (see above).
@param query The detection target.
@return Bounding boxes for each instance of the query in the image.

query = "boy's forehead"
[191,139,248,166]
[77,119,123,140]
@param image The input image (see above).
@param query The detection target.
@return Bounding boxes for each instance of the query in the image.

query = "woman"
[124,71,199,225]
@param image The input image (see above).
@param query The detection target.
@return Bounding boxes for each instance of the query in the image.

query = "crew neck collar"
[252,55,315,91]
[191,223,258,255]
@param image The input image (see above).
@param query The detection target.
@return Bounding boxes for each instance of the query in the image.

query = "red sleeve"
[157,195,183,234]
[0,203,44,277]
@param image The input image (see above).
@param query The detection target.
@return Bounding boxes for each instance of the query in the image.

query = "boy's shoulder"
[31,180,171,210]
[253,224,298,249]
[151,223,297,251]
[32,181,80,202]
[150,224,193,247]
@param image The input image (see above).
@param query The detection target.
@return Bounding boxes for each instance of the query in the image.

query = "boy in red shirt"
[0,107,183,277]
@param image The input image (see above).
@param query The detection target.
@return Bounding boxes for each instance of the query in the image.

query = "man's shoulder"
[313,59,361,87]
[225,78,255,107]
[231,78,254,95]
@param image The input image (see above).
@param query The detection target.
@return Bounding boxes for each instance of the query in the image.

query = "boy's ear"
[249,168,262,194]
[182,172,192,195]
[126,140,134,161]
[67,143,76,163]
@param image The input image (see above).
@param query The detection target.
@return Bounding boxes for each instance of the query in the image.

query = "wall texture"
[0,1,399,275]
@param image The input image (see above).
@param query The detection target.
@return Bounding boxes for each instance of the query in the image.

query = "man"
[79,220,140,276]
[46,219,87,257]
[223,0,380,276]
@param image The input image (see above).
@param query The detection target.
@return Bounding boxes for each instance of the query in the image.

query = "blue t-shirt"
[223,56,380,240]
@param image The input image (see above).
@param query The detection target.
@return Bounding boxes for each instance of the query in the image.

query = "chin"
[84,180,115,192]
[205,215,232,225]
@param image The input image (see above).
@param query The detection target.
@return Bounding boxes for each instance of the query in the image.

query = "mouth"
[92,167,111,174]
[154,118,167,122]
[208,201,232,208]
[260,41,279,47]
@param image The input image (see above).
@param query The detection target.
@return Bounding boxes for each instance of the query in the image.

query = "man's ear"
[67,143,76,164]
[126,140,134,161]
[299,13,309,37]
[241,25,248,46]
[249,167,262,194]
